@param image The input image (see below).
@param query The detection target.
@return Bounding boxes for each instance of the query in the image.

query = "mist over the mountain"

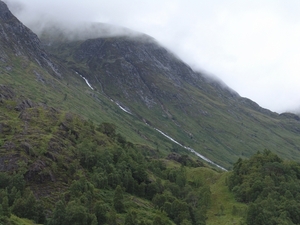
[38,22,146,43]
[4,1,300,224]
[4,0,300,113]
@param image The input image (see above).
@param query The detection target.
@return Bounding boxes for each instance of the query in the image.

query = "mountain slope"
[0,1,183,166]
[0,1,60,77]
[0,86,215,225]
[41,30,300,169]
[2,0,300,170]
[1,2,300,224]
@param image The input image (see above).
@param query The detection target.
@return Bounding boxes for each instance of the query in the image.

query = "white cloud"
[4,0,300,113]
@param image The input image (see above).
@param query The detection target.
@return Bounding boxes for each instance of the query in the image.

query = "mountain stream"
[79,73,227,171]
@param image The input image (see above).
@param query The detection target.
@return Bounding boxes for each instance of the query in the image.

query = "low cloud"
[4,0,300,113]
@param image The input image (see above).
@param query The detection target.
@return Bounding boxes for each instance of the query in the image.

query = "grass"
[0,52,176,159]
[0,90,246,224]
[64,43,300,169]
[187,167,247,225]
[3,215,42,225]
[207,172,247,225]
[4,30,300,172]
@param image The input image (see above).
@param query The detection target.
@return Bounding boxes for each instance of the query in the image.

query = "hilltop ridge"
[41,32,300,168]
[2,1,300,224]
[2,0,300,169]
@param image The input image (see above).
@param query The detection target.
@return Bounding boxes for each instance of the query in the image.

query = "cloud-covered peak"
[4,0,300,113]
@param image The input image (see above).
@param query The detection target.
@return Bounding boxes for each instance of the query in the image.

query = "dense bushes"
[0,98,210,224]
[0,173,45,223]
[228,150,300,224]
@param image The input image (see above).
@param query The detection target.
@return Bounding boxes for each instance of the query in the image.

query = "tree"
[2,195,10,218]
[198,185,211,208]
[175,167,187,188]
[90,214,98,225]
[171,199,191,224]
[152,194,166,209]
[180,219,192,225]
[98,123,116,138]
[132,164,147,184]
[47,200,66,225]
[137,182,146,197]
[12,189,45,223]
[124,210,137,225]
[152,216,164,225]
[107,209,117,225]
[194,207,207,225]
[163,202,172,217]
[231,205,238,216]
[218,204,225,216]
[152,215,171,225]
[113,185,124,213]
[94,201,107,224]
[116,133,126,147]
[145,182,158,200]
[0,172,10,190]
[9,172,25,193]
[139,220,150,225]
[64,201,88,225]
[0,204,3,219]
[108,172,121,189]
[8,186,20,206]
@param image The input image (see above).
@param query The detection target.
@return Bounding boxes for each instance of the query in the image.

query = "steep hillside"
[41,30,300,169]
[0,1,60,77]
[0,0,193,170]
[0,86,236,225]
[228,150,300,225]
[3,1,300,224]
[2,0,300,170]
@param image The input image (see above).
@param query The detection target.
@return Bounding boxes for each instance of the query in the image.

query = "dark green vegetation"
[0,0,184,163]
[229,150,300,225]
[3,0,300,170]
[0,96,213,224]
[2,1,300,224]
[40,26,300,169]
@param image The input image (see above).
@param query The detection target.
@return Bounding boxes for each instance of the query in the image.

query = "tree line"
[228,150,300,225]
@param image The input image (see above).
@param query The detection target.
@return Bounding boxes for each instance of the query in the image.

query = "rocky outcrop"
[0,1,61,77]
[167,152,204,167]
[24,159,56,183]
[0,1,13,20]
[40,27,300,167]
[0,85,15,99]
[0,154,22,171]
[15,99,37,111]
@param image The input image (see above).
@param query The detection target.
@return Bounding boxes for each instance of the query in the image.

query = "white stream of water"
[114,102,227,170]
[75,72,94,90]
[76,72,227,171]
[154,128,227,171]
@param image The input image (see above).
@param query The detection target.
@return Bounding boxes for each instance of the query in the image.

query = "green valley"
[1,1,300,224]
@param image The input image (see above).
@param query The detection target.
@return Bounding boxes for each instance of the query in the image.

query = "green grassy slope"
[187,167,246,225]
[3,214,41,225]
[3,2,300,224]
[0,0,186,165]
[0,52,181,158]
[0,95,225,225]
[41,35,300,169]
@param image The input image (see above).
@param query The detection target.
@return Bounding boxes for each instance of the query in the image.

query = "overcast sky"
[4,0,300,113]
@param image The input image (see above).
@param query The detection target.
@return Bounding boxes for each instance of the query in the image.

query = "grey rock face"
[0,1,61,77]
[0,1,13,20]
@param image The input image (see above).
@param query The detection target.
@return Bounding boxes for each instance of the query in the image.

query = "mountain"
[2,2,300,224]
[0,0,169,163]
[0,1,60,77]
[2,0,300,170]
[39,26,300,169]
[0,5,230,224]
